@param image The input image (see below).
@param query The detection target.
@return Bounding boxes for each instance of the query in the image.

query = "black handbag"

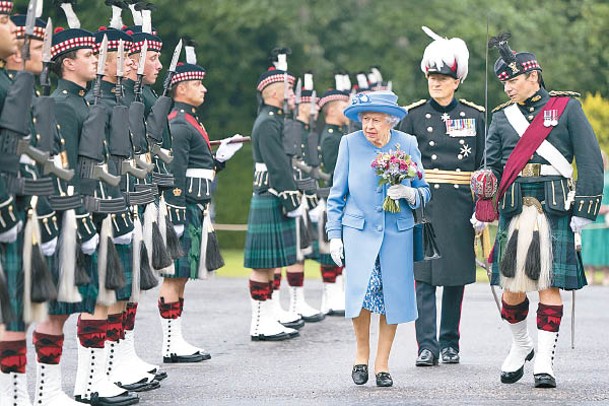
[412,189,441,262]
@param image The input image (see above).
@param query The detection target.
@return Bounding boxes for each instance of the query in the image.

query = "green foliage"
[581,92,609,154]
[38,0,607,247]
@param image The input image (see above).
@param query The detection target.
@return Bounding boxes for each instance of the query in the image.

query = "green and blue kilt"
[491,182,587,290]
[171,202,204,279]
[1,237,25,331]
[305,222,320,262]
[48,252,98,316]
[244,193,297,269]
[114,243,134,301]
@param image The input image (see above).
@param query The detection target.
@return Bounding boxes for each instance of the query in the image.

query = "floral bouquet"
[371,144,422,213]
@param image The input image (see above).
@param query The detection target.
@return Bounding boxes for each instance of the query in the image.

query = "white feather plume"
[356,73,368,90]
[274,53,287,71]
[420,26,470,82]
[129,4,143,26]
[342,74,351,91]
[333,74,341,91]
[371,67,383,83]
[109,5,123,30]
[185,45,197,65]
[304,73,313,91]
[141,9,152,34]
[60,3,81,29]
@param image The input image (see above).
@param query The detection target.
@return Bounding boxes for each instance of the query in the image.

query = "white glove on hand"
[308,201,325,223]
[81,233,99,255]
[286,205,305,218]
[215,134,244,163]
[113,230,133,245]
[387,184,416,205]
[174,224,185,238]
[330,238,344,267]
[41,237,58,256]
[0,221,22,243]
[470,213,488,234]
[570,216,593,233]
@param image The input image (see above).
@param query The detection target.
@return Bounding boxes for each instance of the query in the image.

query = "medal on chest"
[445,118,476,137]
[543,109,559,127]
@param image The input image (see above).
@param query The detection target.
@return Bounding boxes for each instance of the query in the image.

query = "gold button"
[79,90,86,97]
[529,107,534,112]
[328,129,334,133]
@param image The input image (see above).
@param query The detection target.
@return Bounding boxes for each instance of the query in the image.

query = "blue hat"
[11,15,46,41]
[343,91,406,123]
[489,33,542,81]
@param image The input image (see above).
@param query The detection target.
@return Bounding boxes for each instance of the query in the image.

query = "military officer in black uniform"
[162,49,242,361]
[399,27,485,367]
[482,34,603,388]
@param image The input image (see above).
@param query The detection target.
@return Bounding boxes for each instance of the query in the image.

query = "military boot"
[500,320,535,384]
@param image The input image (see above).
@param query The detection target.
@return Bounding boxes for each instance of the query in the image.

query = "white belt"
[186,168,215,180]
[255,162,268,172]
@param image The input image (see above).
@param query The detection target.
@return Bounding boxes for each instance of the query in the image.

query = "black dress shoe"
[302,312,326,323]
[80,391,140,406]
[500,349,534,384]
[117,378,161,392]
[151,370,167,381]
[534,373,556,388]
[351,364,368,385]
[441,347,460,364]
[415,349,438,367]
[281,318,305,330]
[163,352,206,363]
[375,372,393,387]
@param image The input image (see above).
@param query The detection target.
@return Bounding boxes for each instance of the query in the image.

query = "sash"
[496,97,570,204]
[168,111,212,149]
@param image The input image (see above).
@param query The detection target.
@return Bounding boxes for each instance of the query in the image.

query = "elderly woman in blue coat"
[326,91,430,387]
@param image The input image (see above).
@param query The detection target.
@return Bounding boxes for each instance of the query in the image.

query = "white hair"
[358,112,401,128]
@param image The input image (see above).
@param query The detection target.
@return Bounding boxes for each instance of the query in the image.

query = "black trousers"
[415,281,465,357]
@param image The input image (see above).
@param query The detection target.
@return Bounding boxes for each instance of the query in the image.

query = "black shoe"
[150,370,167,381]
[441,347,460,364]
[250,332,290,342]
[351,364,368,385]
[534,373,556,388]
[302,312,326,323]
[500,349,535,384]
[281,318,305,330]
[163,352,206,363]
[375,372,393,387]
[327,309,346,317]
[415,349,438,367]
[117,377,161,392]
[78,391,140,406]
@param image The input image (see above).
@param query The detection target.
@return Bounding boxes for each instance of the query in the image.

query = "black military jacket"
[487,88,603,220]
[320,123,348,186]
[0,68,19,234]
[165,101,223,224]
[252,104,300,213]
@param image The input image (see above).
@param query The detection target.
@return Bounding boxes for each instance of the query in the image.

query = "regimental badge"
[173,188,182,196]
[441,113,450,122]
[543,110,559,127]
[508,62,520,74]
[445,118,476,137]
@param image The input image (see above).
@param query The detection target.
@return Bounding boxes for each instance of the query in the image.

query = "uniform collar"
[123,78,135,91]
[261,104,284,117]
[6,69,17,81]
[57,78,88,97]
[173,101,199,117]
[325,123,344,133]
[429,97,458,113]
[518,88,549,107]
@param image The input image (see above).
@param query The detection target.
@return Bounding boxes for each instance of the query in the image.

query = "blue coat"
[326,130,431,324]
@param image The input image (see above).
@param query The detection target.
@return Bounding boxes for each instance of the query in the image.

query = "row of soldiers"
[243,47,399,341]
[0,0,243,405]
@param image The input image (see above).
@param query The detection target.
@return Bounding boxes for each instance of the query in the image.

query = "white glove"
[174,224,185,238]
[215,134,244,163]
[330,238,344,267]
[41,237,58,256]
[0,221,21,243]
[570,216,593,233]
[308,201,325,223]
[81,233,99,255]
[113,230,133,245]
[470,213,488,234]
[286,205,305,218]
[387,184,416,205]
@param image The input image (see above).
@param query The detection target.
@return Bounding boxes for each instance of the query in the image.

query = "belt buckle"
[521,164,541,177]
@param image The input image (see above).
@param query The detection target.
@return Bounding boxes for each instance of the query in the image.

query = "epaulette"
[492,100,514,113]
[459,99,485,112]
[549,90,581,98]
[402,99,426,111]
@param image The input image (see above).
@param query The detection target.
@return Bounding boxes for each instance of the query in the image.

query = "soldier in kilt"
[0,11,64,403]
[244,55,307,341]
[398,28,485,367]
[162,44,243,362]
[481,34,603,388]
[318,81,351,315]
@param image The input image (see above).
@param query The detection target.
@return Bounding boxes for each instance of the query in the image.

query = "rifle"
[209,136,250,147]
[39,18,53,96]
[133,39,147,103]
